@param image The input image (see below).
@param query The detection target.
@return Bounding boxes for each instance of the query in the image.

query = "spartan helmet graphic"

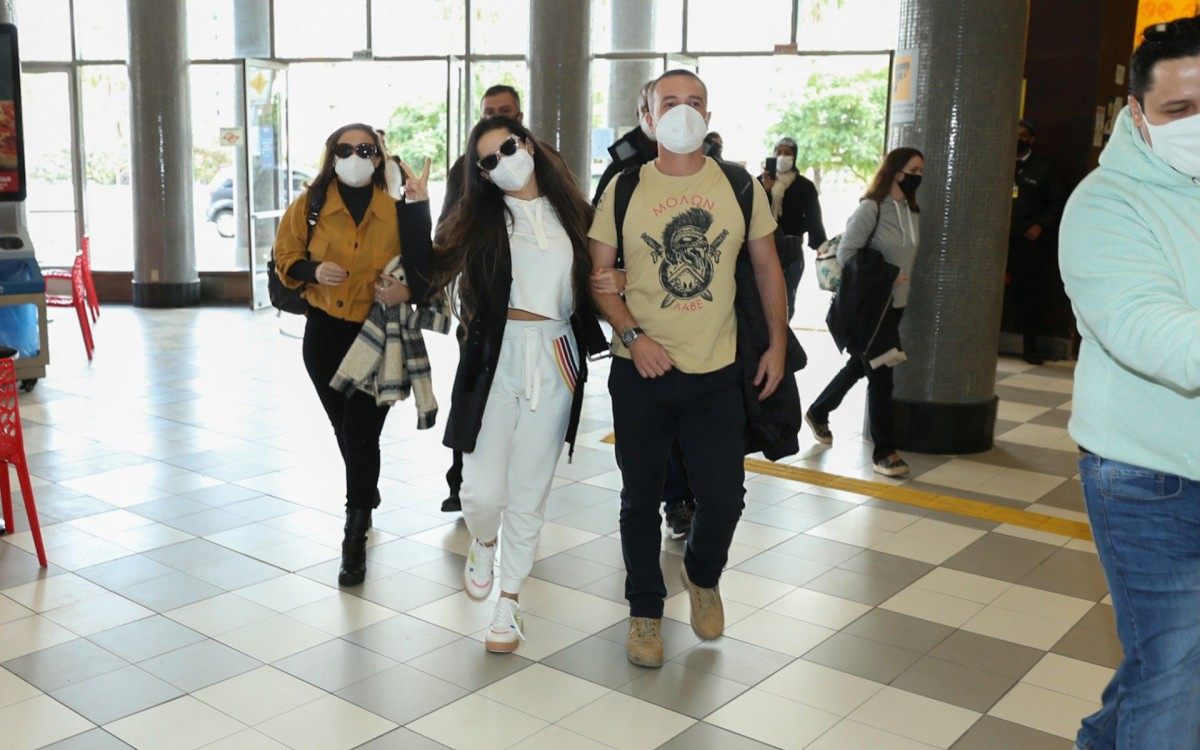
[641,207,729,309]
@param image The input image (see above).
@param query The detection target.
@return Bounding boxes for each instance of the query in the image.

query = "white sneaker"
[485,598,525,653]
[464,538,496,600]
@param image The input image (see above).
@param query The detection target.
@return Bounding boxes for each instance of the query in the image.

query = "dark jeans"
[303,308,390,510]
[783,251,805,322]
[663,441,693,515]
[446,451,463,496]
[1076,452,1200,749]
[609,357,746,618]
[809,309,902,461]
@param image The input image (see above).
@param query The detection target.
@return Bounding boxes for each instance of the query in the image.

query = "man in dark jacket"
[440,84,523,513]
[1008,119,1067,365]
[593,81,658,204]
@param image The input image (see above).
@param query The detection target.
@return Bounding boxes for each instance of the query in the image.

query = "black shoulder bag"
[267,189,325,315]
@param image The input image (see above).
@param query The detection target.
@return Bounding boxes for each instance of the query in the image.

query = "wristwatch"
[620,326,644,348]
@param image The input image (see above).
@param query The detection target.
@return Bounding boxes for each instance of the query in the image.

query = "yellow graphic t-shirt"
[589,157,776,374]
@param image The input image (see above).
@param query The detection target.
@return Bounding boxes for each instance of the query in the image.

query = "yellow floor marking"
[599,433,1091,541]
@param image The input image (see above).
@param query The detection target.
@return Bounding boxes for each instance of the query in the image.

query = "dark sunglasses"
[333,143,380,159]
[477,135,523,172]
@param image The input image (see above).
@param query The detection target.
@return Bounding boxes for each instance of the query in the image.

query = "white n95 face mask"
[334,156,376,187]
[653,105,708,155]
[488,148,536,192]
[776,156,795,173]
[1145,111,1200,179]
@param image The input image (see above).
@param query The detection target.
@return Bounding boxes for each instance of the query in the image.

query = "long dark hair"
[307,123,388,199]
[863,147,924,212]
[436,116,594,325]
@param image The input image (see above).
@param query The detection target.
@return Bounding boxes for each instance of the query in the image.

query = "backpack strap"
[716,161,754,245]
[304,187,325,249]
[612,164,642,269]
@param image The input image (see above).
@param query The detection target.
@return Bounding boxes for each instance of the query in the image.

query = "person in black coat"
[593,81,659,204]
[759,137,827,321]
[1009,120,1067,364]
[440,84,523,513]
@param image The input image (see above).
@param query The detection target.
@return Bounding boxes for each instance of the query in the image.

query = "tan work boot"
[680,561,724,640]
[626,617,664,668]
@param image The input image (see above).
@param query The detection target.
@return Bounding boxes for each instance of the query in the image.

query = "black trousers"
[302,308,390,510]
[609,357,746,618]
[446,450,463,496]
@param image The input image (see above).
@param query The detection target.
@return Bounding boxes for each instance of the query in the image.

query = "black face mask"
[898,173,922,194]
[1017,139,1032,157]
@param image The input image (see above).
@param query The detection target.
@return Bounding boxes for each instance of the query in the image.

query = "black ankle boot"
[338,508,372,587]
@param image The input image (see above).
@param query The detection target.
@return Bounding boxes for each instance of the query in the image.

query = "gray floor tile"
[950,715,1075,750]
[542,635,649,689]
[597,617,701,662]
[733,550,830,586]
[51,665,183,724]
[0,545,66,589]
[88,615,206,663]
[1051,619,1123,669]
[40,729,134,750]
[942,533,1061,582]
[548,482,621,508]
[893,655,1017,713]
[3,638,128,692]
[566,536,626,568]
[125,496,209,522]
[619,661,750,719]
[336,663,467,725]
[928,631,1044,681]
[354,727,453,749]
[774,492,860,520]
[672,637,793,686]
[1075,602,1117,636]
[991,418,1023,435]
[163,508,252,536]
[803,567,911,606]
[36,495,118,522]
[182,484,263,507]
[298,556,401,587]
[995,385,1072,408]
[1035,479,1085,512]
[740,505,828,533]
[1018,548,1109,602]
[138,638,260,692]
[186,555,285,590]
[223,496,299,522]
[842,609,955,654]
[144,538,241,572]
[578,570,630,604]
[355,538,448,571]
[838,549,937,585]
[802,632,923,684]
[657,722,778,750]
[769,533,864,566]
[370,508,449,537]
[75,555,177,591]
[967,440,1081,477]
[553,506,622,535]
[117,571,224,612]
[343,613,462,663]
[354,571,457,613]
[274,638,397,692]
[1028,409,1073,429]
[406,637,533,691]
[530,552,619,590]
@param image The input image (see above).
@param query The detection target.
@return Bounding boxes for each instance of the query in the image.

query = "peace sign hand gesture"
[401,158,431,203]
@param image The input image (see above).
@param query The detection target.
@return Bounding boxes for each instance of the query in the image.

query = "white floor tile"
[961,607,1078,651]
[0,614,77,661]
[199,729,289,749]
[408,693,548,749]
[42,591,154,636]
[478,664,609,722]
[527,590,628,634]
[468,613,592,662]
[880,587,984,629]
[192,666,326,725]
[215,613,333,662]
[731,521,798,550]
[3,573,108,612]
[988,683,1098,740]
[0,694,93,749]
[765,588,871,630]
[166,593,277,637]
[714,569,797,608]
[106,696,247,750]
[725,609,836,657]
[408,591,498,636]
[1021,653,1114,702]
[758,659,885,716]
[255,694,397,750]
[286,592,398,636]
[707,688,840,750]
[991,585,1094,623]
[848,687,980,748]
[510,725,611,750]
[559,691,696,750]
[0,666,40,709]
[234,574,339,613]
[909,568,1013,604]
[807,719,939,749]
[0,594,33,625]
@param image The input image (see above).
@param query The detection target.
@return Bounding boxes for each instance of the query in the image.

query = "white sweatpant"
[460,318,577,594]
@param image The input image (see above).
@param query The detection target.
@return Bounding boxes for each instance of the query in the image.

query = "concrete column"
[888,0,1029,454]
[608,0,657,135]
[0,1,14,24]
[529,0,591,189]
[128,0,198,306]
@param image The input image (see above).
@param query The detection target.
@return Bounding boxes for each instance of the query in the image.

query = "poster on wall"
[0,25,25,202]
[891,49,919,125]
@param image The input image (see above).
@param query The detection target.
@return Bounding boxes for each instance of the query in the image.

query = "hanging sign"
[891,48,919,125]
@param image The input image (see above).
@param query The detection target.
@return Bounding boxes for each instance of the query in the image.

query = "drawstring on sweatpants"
[522,326,543,412]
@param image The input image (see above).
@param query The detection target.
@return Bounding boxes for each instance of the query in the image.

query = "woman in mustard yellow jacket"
[273,122,431,587]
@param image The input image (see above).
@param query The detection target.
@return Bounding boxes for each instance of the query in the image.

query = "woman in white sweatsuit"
[436,116,606,653]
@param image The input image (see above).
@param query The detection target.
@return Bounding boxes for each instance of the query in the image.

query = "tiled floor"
[0,307,1112,749]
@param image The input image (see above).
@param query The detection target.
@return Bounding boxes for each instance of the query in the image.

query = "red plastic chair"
[45,252,94,361]
[44,236,99,324]
[0,358,46,567]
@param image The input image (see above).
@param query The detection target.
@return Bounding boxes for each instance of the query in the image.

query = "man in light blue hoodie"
[1060,16,1200,750]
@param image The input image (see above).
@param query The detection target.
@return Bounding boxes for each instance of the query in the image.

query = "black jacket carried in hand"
[1010,153,1066,241]
[593,127,658,205]
[826,247,900,360]
[766,173,828,262]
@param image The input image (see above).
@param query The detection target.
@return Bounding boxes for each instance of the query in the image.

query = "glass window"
[274,0,367,59]
[190,65,241,271]
[469,61,529,121]
[79,66,133,271]
[187,0,239,60]
[13,0,72,62]
[372,0,465,56]
[686,0,791,52]
[471,0,529,55]
[590,0,683,53]
[796,0,901,51]
[73,0,128,61]
[22,70,77,268]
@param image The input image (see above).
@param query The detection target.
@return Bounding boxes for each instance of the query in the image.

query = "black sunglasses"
[477,135,523,172]
[333,143,380,159]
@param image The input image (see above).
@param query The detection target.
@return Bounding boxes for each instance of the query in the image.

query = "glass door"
[21,67,83,268]
[243,59,289,310]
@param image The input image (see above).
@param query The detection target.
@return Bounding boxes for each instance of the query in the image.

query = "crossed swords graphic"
[642,229,730,308]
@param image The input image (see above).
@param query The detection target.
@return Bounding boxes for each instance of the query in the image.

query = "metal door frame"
[20,62,87,253]
[241,58,290,309]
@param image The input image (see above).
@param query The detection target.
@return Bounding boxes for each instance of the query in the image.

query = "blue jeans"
[1076,452,1200,750]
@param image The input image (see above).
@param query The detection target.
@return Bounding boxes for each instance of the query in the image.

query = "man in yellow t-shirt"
[588,69,789,669]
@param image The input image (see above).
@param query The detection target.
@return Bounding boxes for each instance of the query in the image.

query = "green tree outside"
[384,102,449,180]
[766,67,888,191]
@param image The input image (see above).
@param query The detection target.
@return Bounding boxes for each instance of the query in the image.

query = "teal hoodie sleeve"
[1060,185,1200,393]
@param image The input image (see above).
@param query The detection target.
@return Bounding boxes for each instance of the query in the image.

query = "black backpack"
[267,189,325,315]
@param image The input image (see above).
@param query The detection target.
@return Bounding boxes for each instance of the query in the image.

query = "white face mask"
[652,105,709,155]
[776,155,795,173]
[334,155,376,187]
[1144,110,1200,179]
[488,147,536,192]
